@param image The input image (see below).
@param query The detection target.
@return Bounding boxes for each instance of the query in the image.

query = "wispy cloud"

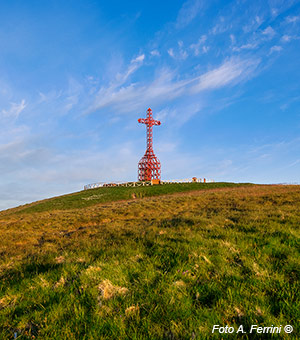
[191,58,260,92]
[280,34,300,43]
[155,103,203,129]
[168,41,188,60]
[150,50,160,57]
[262,26,276,38]
[210,15,232,35]
[89,68,190,113]
[190,35,208,56]
[287,159,300,168]
[167,48,175,58]
[1,99,26,119]
[285,15,300,23]
[175,0,204,28]
[242,15,264,33]
[88,55,260,115]
[269,45,283,54]
[116,54,145,85]
[270,0,298,20]
[233,43,258,52]
[232,22,280,52]
[132,54,145,63]
[281,34,292,42]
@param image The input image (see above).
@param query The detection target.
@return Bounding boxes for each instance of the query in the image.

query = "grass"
[0,183,299,339]
[1,182,251,215]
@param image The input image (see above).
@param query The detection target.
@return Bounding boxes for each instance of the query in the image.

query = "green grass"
[0,184,299,339]
[2,182,251,215]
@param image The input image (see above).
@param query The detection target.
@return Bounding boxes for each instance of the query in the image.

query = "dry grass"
[98,280,129,300]
[0,184,299,339]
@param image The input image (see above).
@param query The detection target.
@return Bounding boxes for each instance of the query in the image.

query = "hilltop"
[0,183,299,339]
[0,182,249,215]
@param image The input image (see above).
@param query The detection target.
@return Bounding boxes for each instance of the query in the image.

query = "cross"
[138,108,161,151]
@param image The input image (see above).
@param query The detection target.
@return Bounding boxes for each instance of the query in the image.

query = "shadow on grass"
[0,257,61,288]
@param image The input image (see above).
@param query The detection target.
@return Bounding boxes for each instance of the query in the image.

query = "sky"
[0,0,300,210]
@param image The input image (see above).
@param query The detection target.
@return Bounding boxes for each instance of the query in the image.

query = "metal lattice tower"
[138,108,161,181]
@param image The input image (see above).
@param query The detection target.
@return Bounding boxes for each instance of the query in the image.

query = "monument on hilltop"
[138,108,161,181]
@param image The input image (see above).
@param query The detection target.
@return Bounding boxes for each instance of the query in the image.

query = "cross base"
[138,150,161,181]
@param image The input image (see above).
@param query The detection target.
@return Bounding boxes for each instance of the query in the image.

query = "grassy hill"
[0,183,299,339]
[0,182,249,215]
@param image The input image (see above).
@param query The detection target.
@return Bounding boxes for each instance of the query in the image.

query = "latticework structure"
[138,108,161,181]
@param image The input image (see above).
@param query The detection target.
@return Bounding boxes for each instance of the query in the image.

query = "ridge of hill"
[0,183,299,339]
[0,182,251,215]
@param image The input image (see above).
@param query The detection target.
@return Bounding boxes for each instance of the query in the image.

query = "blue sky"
[0,0,300,210]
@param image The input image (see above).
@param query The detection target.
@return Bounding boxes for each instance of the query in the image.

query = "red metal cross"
[138,108,161,181]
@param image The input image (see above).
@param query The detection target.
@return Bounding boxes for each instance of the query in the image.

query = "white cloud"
[271,8,278,18]
[150,50,160,57]
[192,58,260,92]
[233,24,278,52]
[175,0,204,28]
[255,16,263,25]
[190,35,207,56]
[281,34,292,42]
[86,75,99,85]
[280,34,299,43]
[132,54,145,63]
[180,50,188,60]
[242,15,264,33]
[168,43,188,60]
[233,43,258,52]
[155,103,203,129]
[241,43,258,50]
[167,48,175,58]
[1,99,26,119]
[286,15,300,23]
[89,68,191,113]
[269,45,283,54]
[88,55,260,114]
[288,159,300,168]
[172,103,202,127]
[262,26,276,38]
[115,54,145,85]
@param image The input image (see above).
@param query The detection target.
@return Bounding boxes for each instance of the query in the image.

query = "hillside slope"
[0,184,299,339]
[0,182,249,215]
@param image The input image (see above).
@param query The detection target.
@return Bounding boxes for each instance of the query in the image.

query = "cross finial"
[138,108,161,127]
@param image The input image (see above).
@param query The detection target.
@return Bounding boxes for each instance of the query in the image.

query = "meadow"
[0,183,299,339]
